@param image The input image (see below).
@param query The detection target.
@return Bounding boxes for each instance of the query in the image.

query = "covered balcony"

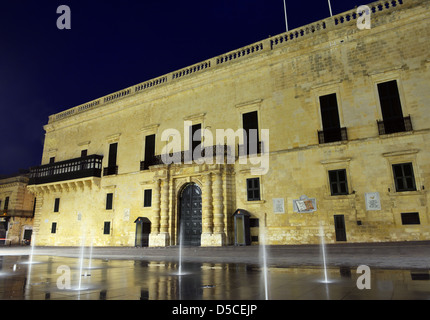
[28,154,103,187]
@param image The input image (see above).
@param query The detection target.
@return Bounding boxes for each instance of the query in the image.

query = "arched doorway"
[179,183,202,246]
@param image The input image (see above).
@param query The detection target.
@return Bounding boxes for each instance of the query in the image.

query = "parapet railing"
[49,0,407,123]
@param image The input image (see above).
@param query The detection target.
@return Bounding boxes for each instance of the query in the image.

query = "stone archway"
[179,183,202,246]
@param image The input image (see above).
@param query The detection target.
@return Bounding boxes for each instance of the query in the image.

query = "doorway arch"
[179,183,202,246]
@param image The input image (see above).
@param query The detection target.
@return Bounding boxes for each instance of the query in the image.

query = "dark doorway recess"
[179,184,202,246]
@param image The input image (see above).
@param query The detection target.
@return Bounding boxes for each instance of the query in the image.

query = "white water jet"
[178,223,185,300]
[178,227,183,276]
[78,234,85,290]
[86,238,93,276]
[26,232,36,287]
[319,225,330,284]
[260,227,269,300]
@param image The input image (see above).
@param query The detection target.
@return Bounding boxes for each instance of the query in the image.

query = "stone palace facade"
[28,0,430,247]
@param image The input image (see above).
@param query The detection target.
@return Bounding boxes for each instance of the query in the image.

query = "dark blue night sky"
[0,0,366,175]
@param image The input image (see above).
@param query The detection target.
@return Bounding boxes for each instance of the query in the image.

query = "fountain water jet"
[178,226,183,276]
[319,225,331,284]
[85,238,94,276]
[260,226,270,300]
[78,233,86,290]
[26,232,36,287]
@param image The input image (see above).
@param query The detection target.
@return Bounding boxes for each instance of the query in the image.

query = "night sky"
[0,0,365,175]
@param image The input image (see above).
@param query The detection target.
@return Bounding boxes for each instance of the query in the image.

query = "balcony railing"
[28,155,103,185]
[140,145,231,170]
[377,116,413,135]
[103,166,118,176]
[238,141,263,156]
[318,127,348,144]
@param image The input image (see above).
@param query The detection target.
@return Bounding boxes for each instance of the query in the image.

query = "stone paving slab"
[1,241,430,269]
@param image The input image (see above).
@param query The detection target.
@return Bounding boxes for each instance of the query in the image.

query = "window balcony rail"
[318,127,348,144]
[29,155,103,185]
[140,145,231,170]
[238,141,264,156]
[103,166,118,176]
[377,116,412,135]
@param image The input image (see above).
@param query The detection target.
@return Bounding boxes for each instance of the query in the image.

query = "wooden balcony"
[28,155,103,185]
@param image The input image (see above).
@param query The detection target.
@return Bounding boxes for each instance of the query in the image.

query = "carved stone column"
[160,178,169,233]
[201,173,214,246]
[150,178,170,247]
[151,178,161,234]
[155,177,170,246]
[212,171,225,245]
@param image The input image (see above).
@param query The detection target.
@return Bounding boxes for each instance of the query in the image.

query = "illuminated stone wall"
[29,0,430,246]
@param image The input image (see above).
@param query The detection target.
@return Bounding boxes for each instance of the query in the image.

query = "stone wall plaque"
[365,192,381,211]
[293,195,317,213]
[272,198,285,214]
[124,208,130,221]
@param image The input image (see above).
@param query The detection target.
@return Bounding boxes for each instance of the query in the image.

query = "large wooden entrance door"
[179,184,202,246]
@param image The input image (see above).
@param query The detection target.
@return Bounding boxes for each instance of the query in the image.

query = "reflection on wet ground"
[0,255,430,300]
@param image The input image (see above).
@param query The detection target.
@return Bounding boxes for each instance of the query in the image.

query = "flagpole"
[328,0,333,17]
[283,0,289,32]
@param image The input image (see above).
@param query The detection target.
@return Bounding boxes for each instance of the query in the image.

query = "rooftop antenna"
[283,0,289,32]
[328,0,333,17]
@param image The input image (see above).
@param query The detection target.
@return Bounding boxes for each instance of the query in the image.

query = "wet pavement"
[0,242,430,300]
[1,255,430,300]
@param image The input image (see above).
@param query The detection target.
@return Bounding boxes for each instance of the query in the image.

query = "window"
[319,93,346,143]
[242,111,259,155]
[51,222,57,234]
[377,80,407,134]
[54,198,60,212]
[81,149,88,157]
[49,157,55,164]
[328,169,349,195]
[144,189,152,207]
[392,163,416,192]
[247,178,261,201]
[3,197,9,210]
[106,193,113,210]
[401,212,420,225]
[190,124,201,159]
[103,221,111,235]
[249,218,259,227]
[104,142,118,175]
[143,134,156,169]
